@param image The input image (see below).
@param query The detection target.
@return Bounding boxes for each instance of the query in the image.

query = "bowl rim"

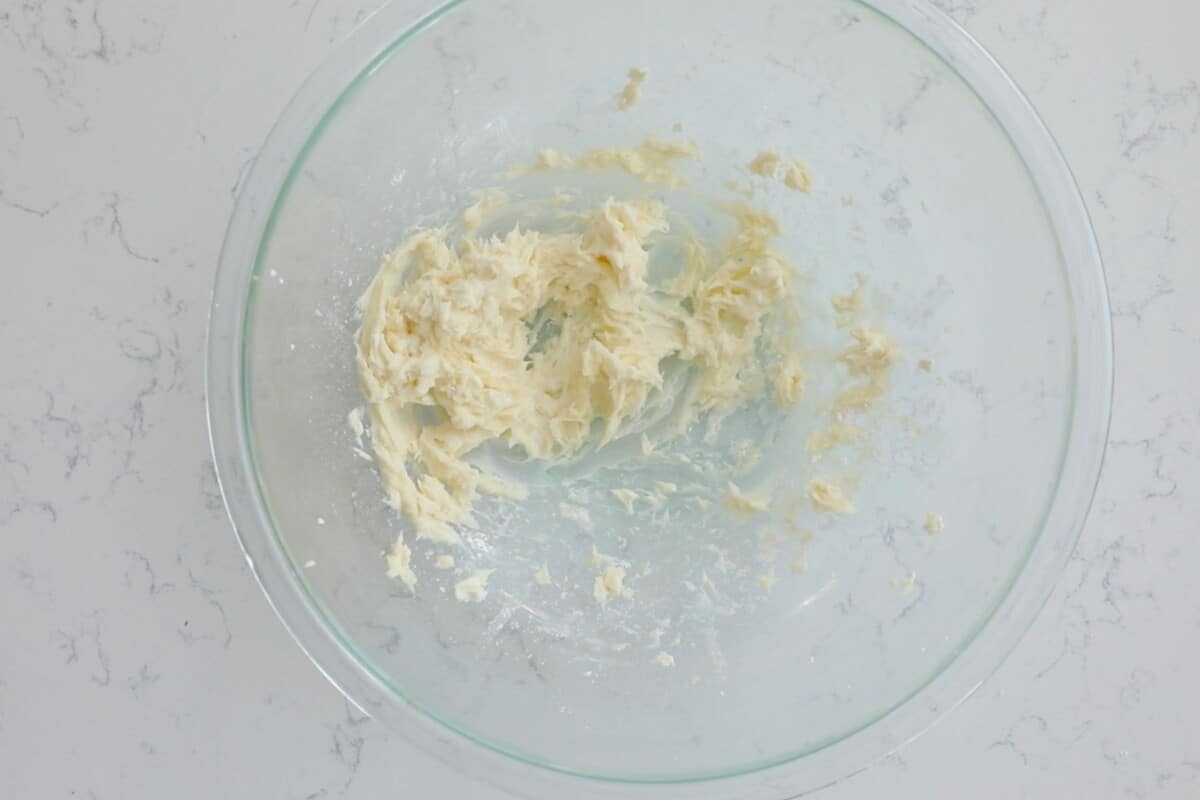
[205,0,1113,796]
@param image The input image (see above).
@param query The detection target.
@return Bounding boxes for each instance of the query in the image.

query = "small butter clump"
[594,565,631,604]
[805,424,864,456]
[748,150,812,192]
[771,354,807,406]
[891,573,917,596]
[831,273,869,322]
[385,542,417,591]
[617,67,647,111]
[611,488,639,514]
[521,137,702,187]
[835,327,901,412]
[726,482,772,516]
[809,479,854,514]
[454,569,494,603]
[461,188,507,232]
[756,569,778,591]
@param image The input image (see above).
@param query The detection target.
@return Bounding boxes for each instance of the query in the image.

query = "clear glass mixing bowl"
[207,1,1112,797]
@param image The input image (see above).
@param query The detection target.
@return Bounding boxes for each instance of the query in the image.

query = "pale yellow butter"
[748,150,812,192]
[726,482,772,515]
[358,199,798,568]
[770,354,807,406]
[611,488,639,514]
[617,67,647,111]
[809,479,854,514]
[835,326,902,412]
[805,423,864,456]
[454,569,494,603]
[461,187,507,232]
[756,569,778,591]
[519,137,702,187]
[594,565,631,604]
[385,541,417,591]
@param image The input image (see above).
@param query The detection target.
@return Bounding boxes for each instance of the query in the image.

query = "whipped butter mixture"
[353,69,917,607]
[357,196,796,548]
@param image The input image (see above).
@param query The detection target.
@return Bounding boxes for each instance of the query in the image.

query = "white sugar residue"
[347,406,365,443]
[559,502,593,531]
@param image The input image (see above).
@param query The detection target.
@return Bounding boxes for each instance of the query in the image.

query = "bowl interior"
[242,0,1077,781]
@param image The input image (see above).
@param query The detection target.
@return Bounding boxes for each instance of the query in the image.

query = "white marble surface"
[2,0,1198,797]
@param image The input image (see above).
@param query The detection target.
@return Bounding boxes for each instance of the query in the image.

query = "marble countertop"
[2,0,1197,797]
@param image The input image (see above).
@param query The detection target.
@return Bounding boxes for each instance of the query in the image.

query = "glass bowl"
[206,0,1112,797]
